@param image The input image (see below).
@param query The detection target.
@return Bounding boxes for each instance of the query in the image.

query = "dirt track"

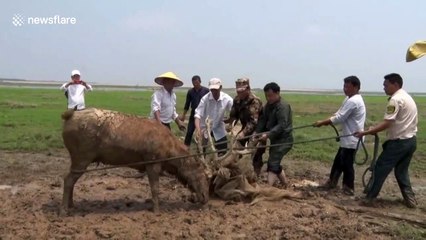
[0,150,425,239]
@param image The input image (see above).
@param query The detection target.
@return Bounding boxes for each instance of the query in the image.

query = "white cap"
[208,78,222,90]
[71,70,81,76]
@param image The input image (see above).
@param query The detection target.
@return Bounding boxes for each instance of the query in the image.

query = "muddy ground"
[0,150,425,239]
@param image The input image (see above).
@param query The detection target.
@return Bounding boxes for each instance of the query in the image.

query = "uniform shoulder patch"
[386,105,396,114]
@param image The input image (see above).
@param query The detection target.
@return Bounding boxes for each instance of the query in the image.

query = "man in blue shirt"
[179,75,209,147]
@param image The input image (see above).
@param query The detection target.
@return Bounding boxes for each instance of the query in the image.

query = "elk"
[60,108,210,215]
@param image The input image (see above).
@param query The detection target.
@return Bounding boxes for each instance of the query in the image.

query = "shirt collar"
[347,93,359,99]
[392,88,403,96]
[267,97,281,107]
[161,86,173,95]
[208,91,223,101]
[193,86,204,92]
[389,88,404,100]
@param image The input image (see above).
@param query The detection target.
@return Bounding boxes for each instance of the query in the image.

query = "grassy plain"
[0,87,425,175]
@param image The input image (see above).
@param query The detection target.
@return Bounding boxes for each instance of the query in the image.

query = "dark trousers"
[184,117,196,146]
[267,143,292,174]
[239,138,266,171]
[215,136,228,156]
[203,134,228,157]
[162,122,171,130]
[366,137,417,200]
[329,147,356,190]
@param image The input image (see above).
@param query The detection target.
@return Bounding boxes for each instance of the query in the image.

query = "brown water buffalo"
[60,108,209,215]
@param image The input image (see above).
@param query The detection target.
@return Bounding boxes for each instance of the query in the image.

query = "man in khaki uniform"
[355,73,418,208]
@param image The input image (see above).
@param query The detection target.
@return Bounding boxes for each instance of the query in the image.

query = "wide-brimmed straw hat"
[154,72,183,87]
[406,41,426,62]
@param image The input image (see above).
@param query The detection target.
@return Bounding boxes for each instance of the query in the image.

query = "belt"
[388,135,416,141]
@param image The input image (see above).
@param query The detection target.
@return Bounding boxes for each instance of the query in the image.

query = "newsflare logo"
[12,14,25,27]
[12,13,77,27]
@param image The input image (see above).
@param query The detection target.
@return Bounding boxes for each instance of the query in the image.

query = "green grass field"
[0,87,425,175]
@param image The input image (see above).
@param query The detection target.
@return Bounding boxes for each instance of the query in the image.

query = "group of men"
[61,70,418,209]
[314,74,418,208]
[149,72,293,187]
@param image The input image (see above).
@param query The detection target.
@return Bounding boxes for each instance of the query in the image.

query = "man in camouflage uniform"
[226,77,265,176]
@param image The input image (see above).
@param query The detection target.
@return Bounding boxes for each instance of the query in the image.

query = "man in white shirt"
[150,72,186,131]
[194,78,233,156]
[355,73,418,208]
[60,70,93,110]
[314,76,366,195]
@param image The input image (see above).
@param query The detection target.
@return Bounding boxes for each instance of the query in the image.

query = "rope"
[232,133,355,151]
[362,134,380,193]
[330,124,340,142]
[70,133,354,174]
[354,138,369,165]
[187,123,332,152]
[70,149,222,174]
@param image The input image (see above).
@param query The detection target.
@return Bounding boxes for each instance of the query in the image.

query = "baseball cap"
[236,77,250,92]
[209,78,222,90]
[71,70,81,76]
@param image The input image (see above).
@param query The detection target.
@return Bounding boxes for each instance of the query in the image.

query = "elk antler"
[205,117,221,170]
[205,117,216,152]
[193,135,212,178]
[194,135,206,163]
[232,141,253,155]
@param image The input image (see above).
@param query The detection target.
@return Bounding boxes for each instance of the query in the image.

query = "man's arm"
[60,82,72,91]
[174,117,186,131]
[180,109,188,122]
[180,90,191,121]
[151,91,162,123]
[172,94,186,130]
[154,111,161,123]
[194,117,203,140]
[314,101,355,127]
[172,93,178,121]
[194,96,206,138]
[314,118,332,127]
[355,98,398,137]
[355,120,392,137]
[81,81,93,91]
[268,104,292,140]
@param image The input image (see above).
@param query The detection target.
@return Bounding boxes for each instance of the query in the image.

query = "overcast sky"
[1,1,425,91]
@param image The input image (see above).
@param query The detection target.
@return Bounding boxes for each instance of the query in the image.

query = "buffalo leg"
[146,163,162,212]
[60,171,84,216]
[60,158,91,216]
